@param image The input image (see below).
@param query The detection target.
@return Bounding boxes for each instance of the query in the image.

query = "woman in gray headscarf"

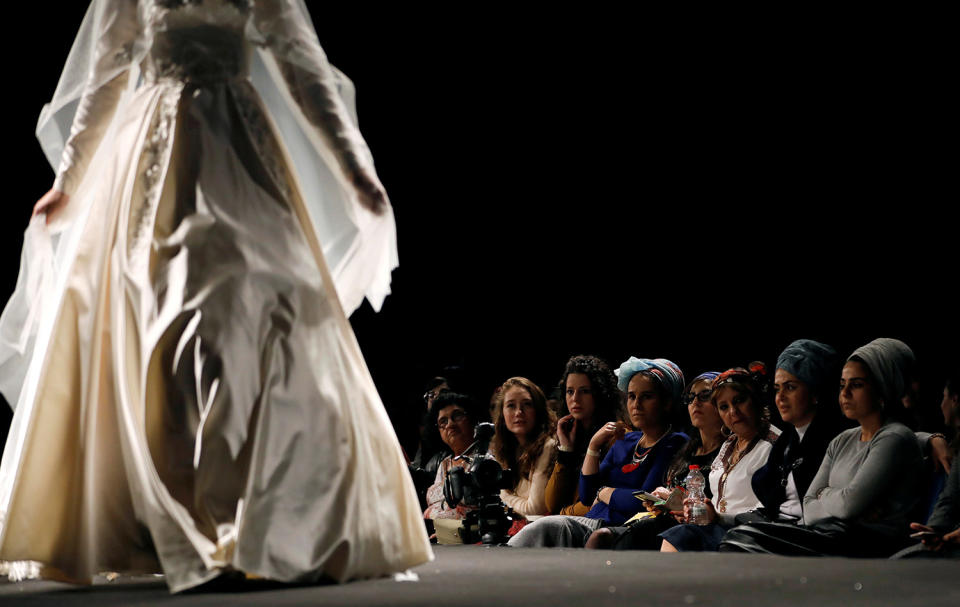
[721,338,924,557]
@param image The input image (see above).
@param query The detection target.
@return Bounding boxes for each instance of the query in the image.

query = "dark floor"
[1,545,957,606]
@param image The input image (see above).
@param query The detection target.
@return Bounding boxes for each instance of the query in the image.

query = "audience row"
[408,337,959,559]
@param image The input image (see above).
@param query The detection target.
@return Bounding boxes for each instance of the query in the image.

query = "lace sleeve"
[52,0,140,195]
[250,0,377,187]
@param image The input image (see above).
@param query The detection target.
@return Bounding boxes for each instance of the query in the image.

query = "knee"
[585,528,615,550]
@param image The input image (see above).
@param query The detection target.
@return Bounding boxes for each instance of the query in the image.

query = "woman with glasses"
[490,378,557,520]
[545,355,624,516]
[658,363,780,552]
[423,393,483,521]
[508,357,688,547]
[586,371,725,550]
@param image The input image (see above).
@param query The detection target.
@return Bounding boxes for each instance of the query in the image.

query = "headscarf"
[687,371,720,390]
[615,357,685,404]
[776,339,837,391]
[848,338,915,407]
[712,361,771,402]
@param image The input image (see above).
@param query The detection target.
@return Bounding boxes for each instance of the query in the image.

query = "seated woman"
[423,392,485,520]
[545,355,624,516]
[720,338,924,557]
[587,371,725,550]
[895,372,960,559]
[659,363,780,552]
[508,357,688,547]
[490,377,558,519]
[410,376,453,508]
[748,339,844,523]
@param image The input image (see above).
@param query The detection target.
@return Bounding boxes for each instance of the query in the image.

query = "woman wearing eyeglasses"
[586,371,725,550]
[658,363,780,552]
[423,393,483,520]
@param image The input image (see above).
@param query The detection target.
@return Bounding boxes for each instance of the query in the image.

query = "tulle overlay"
[0,0,431,592]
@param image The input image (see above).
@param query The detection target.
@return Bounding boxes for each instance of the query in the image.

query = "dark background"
[1,4,955,455]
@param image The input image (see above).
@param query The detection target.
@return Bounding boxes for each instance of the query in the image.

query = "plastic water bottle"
[684,465,708,525]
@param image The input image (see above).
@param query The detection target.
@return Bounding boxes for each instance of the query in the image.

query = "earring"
[721,425,732,438]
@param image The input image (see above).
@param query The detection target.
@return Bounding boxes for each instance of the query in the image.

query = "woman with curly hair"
[545,355,624,515]
[508,357,688,548]
[490,377,558,518]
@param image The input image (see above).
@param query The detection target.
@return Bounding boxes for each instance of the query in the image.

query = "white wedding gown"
[0,0,431,592]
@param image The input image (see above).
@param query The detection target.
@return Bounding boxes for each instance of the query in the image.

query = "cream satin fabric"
[0,0,431,592]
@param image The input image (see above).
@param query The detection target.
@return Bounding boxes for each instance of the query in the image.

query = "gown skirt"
[0,66,431,591]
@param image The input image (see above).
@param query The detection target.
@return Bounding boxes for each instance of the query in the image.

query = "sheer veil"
[1,0,399,414]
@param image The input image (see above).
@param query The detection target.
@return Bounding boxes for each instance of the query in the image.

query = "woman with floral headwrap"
[659,363,780,552]
[721,338,924,557]
[507,357,688,548]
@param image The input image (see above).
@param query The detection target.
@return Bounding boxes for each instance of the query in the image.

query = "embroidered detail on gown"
[0,0,431,592]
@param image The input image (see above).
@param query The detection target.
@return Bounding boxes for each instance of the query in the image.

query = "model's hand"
[909,522,943,550]
[350,169,387,215]
[930,435,953,474]
[32,188,70,225]
[557,414,577,449]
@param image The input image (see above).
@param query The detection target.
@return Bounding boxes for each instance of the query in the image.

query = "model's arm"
[252,0,385,213]
[499,440,557,516]
[52,1,139,198]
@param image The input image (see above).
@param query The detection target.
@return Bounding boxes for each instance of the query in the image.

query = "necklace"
[621,425,672,474]
[716,435,757,513]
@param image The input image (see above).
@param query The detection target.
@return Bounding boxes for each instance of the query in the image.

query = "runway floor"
[1,545,957,606]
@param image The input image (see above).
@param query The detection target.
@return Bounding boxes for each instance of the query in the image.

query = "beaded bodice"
[141,0,252,85]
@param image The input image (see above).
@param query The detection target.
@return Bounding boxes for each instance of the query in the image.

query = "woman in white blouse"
[659,363,779,552]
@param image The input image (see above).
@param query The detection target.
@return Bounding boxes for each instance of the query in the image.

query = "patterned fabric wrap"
[615,357,685,403]
[713,361,771,401]
[688,371,721,389]
[776,339,837,390]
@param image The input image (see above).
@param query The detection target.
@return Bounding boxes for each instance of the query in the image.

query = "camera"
[443,422,516,544]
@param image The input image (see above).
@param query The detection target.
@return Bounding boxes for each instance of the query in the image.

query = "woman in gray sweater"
[721,338,923,557]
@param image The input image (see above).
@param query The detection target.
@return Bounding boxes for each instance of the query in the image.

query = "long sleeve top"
[499,439,557,517]
[803,421,922,538]
[544,449,591,516]
[579,431,687,525]
[709,430,778,527]
[928,456,960,534]
[751,411,840,519]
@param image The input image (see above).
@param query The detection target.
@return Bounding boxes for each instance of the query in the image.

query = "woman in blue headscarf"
[585,371,726,550]
[507,357,688,548]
